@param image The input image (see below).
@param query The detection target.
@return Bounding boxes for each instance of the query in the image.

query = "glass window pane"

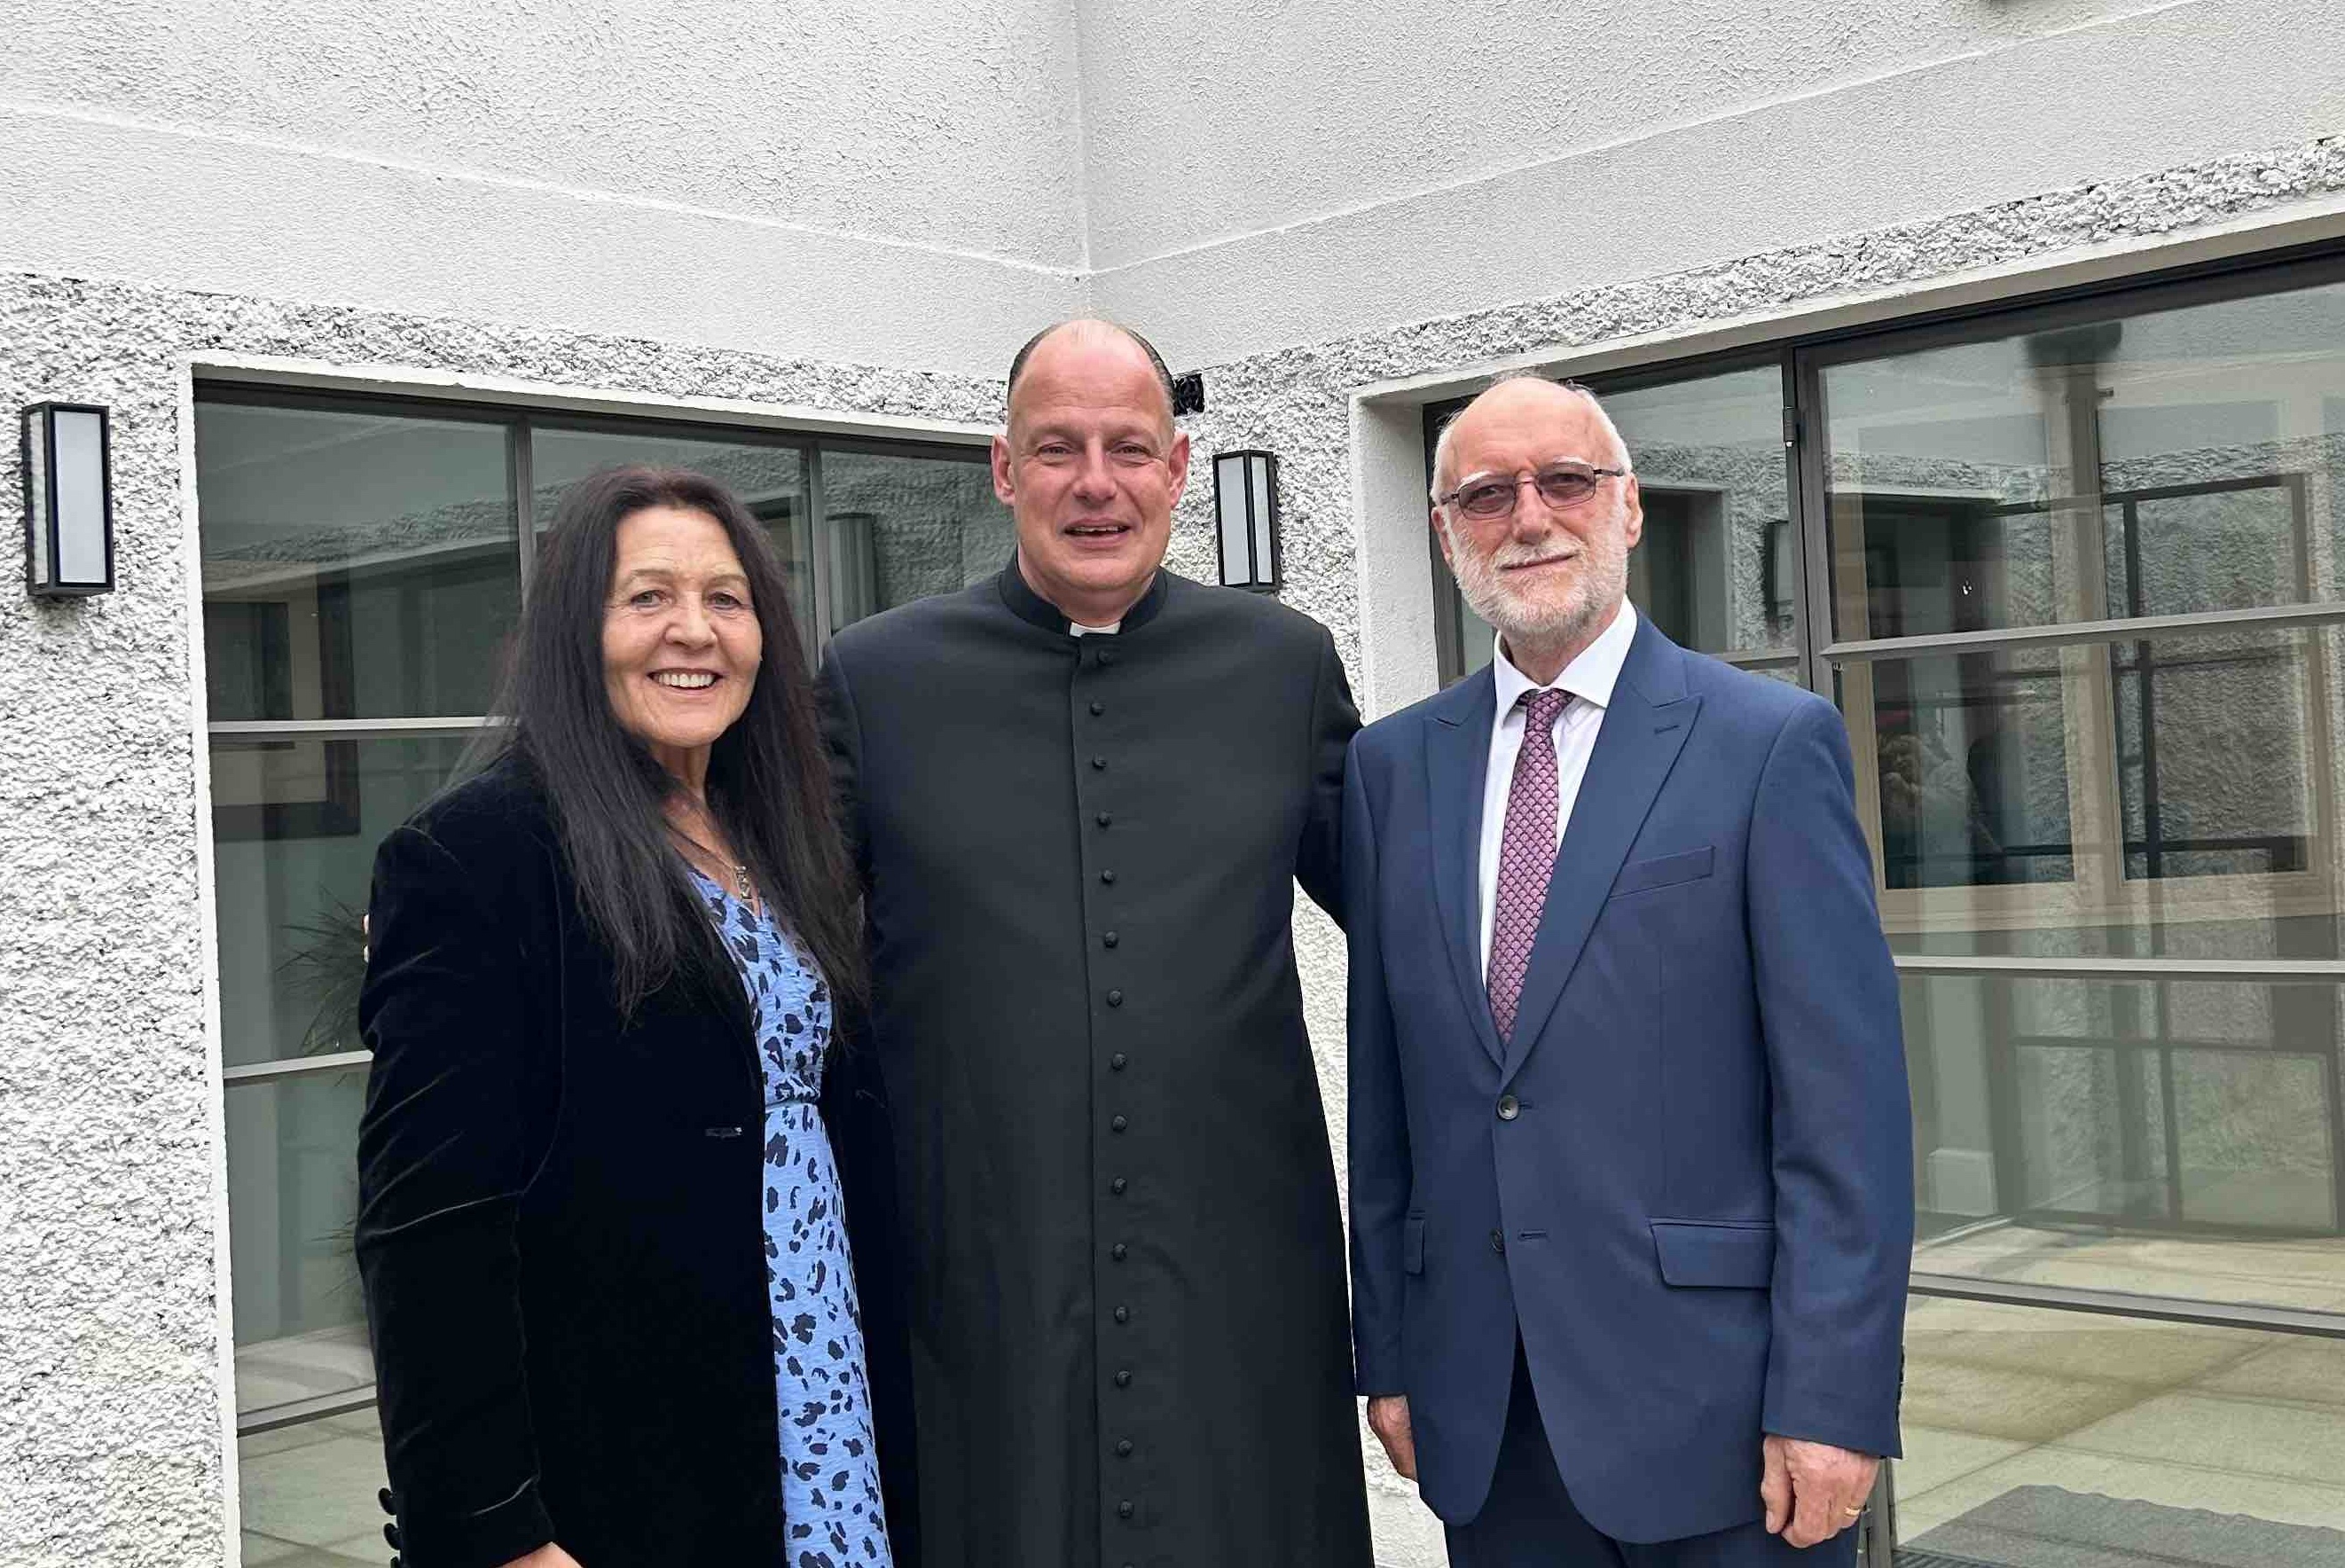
[197,401,520,719]
[1897,1298,2345,1559]
[1605,367,1799,658]
[2113,631,2313,881]
[1869,644,2075,891]
[1849,623,2340,957]
[1907,971,2345,1305]
[1821,277,2345,639]
[239,1408,387,1564]
[212,735,474,1068]
[2173,1051,2336,1230]
[226,1068,371,1417]
[529,427,811,636]
[821,447,1007,627]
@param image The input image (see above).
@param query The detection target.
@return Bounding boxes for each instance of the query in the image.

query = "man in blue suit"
[1345,376,1912,1565]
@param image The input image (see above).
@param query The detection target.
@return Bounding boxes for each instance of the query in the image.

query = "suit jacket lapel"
[1424,671,1505,1069]
[1502,623,1700,1081]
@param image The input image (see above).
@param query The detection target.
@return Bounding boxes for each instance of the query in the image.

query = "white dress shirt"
[1477,598,1639,974]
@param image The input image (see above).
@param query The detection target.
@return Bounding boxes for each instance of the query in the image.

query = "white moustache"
[1493,544,1580,570]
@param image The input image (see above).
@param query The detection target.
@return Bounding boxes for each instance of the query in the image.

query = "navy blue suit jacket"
[1345,615,1912,1543]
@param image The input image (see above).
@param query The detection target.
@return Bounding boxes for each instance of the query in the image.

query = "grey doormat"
[1903,1484,2345,1567]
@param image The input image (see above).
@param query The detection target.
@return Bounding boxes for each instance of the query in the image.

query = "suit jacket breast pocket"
[1610,844,1715,898]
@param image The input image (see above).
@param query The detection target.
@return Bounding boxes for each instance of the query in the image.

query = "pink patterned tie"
[1488,688,1572,1040]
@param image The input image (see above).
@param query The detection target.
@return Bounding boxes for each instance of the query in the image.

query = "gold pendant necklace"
[671,822,754,908]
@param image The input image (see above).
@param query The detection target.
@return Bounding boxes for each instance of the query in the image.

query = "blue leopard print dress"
[693,872,893,1568]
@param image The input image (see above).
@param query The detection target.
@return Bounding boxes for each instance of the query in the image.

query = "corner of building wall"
[176,352,244,1564]
[1349,393,1441,719]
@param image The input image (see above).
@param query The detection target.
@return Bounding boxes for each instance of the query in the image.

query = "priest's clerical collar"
[997,556,1170,637]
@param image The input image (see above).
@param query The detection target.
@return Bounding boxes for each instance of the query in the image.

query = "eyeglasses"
[1437,460,1628,521]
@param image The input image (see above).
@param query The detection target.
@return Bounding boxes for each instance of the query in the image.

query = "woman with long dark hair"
[355,466,908,1568]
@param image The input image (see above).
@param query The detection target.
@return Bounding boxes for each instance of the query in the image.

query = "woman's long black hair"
[470,464,863,1015]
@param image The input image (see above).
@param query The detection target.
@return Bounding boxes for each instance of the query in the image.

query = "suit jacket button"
[1111,1115,1128,1132]
[1496,1094,1520,1121]
[1110,1054,1128,1071]
[1116,1439,1134,1457]
[1107,989,1124,1007]
[1489,1229,1507,1256]
[1112,1242,1129,1261]
[1115,1368,1133,1387]
[1118,1500,1135,1519]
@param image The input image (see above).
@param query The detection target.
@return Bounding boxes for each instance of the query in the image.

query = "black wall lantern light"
[22,403,114,598]
[1212,449,1281,593]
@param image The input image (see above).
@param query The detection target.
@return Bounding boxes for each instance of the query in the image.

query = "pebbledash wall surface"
[5,2,2345,1565]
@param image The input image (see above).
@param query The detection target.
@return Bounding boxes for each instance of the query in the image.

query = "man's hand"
[1761,1435,1878,1548]
[1366,1394,1416,1480]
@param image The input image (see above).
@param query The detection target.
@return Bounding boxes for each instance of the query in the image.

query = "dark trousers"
[1444,1345,1860,1568]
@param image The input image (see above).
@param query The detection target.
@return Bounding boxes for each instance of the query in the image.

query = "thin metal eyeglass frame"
[1436,462,1630,519]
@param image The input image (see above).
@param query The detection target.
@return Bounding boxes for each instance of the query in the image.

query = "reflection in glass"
[1895,1299,2345,1557]
[1871,643,2074,890]
[196,402,519,719]
[530,427,811,634]
[2173,1052,2335,1230]
[1905,971,2342,1257]
[1606,367,1798,657]
[2112,630,2313,880]
[1822,278,2345,639]
[239,1408,388,1564]
[823,449,1006,627]
[1855,623,2337,955]
[226,1068,372,1415]
[211,736,472,1068]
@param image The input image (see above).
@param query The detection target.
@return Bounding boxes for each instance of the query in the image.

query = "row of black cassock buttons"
[1086,670,1142,1552]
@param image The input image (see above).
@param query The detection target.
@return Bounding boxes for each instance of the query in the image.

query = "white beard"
[1446,509,1630,654]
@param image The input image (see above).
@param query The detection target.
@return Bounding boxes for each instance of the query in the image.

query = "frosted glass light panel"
[1214,450,1281,592]
[22,403,113,595]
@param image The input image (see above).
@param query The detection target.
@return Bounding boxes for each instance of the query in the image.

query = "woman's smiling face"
[601,504,763,769]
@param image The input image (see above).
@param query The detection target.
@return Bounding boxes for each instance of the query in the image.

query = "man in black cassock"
[817,318,1372,1567]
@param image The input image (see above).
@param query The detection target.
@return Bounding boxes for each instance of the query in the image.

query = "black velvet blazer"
[354,756,916,1568]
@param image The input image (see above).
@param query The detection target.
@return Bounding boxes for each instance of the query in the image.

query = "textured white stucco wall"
[1080,0,2345,366]
[0,0,1090,378]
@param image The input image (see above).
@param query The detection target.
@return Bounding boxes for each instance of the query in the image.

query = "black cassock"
[818,563,1372,1568]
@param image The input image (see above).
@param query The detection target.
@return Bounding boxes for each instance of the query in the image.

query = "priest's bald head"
[992,318,1192,629]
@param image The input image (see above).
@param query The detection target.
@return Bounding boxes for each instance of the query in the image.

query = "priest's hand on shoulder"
[1366,1394,1416,1480]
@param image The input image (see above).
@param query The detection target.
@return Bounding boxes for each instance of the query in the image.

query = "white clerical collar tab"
[1070,620,1122,636]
